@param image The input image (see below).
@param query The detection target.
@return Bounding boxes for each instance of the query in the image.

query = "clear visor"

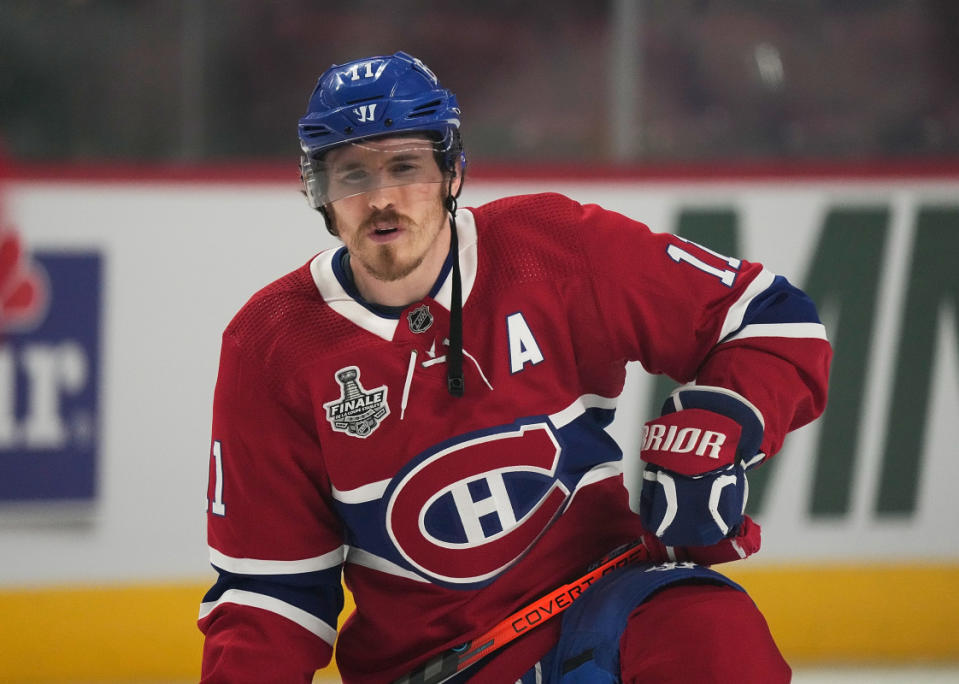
[301,136,449,208]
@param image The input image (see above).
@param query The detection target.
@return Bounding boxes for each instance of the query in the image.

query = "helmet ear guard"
[300,154,324,210]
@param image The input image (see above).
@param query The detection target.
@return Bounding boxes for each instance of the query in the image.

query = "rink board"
[2,165,958,680]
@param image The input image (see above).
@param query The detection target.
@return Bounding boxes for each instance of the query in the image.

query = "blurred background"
[3,0,959,165]
[2,1,959,683]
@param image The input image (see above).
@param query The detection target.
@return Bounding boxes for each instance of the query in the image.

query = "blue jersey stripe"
[723,275,822,340]
[203,565,344,626]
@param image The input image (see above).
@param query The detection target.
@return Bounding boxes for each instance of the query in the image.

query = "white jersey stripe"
[725,322,828,342]
[566,461,623,508]
[332,479,391,504]
[335,392,620,505]
[717,268,776,342]
[345,547,430,583]
[199,589,337,646]
[550,393,619,429]
[209,546,345,575]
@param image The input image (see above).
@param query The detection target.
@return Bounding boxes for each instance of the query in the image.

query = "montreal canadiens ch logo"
[386,422,570,585]
[323,366,389,438]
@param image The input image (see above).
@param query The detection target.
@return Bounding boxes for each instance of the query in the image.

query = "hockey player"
[198,51,831,683]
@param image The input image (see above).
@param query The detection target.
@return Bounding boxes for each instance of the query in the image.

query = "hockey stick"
[392,539,652,684]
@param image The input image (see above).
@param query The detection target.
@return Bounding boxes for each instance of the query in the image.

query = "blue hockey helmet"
[298,51,465,208]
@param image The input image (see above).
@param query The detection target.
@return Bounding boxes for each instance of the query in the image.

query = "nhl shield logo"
[323,366,389,438]
[407,304,433,334]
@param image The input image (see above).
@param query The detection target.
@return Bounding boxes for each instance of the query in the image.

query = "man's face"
[324,135,455,283]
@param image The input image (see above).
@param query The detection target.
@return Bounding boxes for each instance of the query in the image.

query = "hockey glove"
[639,385,764,548]
[639,512,763,566]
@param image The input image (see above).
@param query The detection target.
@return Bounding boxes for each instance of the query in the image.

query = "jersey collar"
[310,208,478,341]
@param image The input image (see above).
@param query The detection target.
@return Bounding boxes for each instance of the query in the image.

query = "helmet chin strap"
[445,178,464,397]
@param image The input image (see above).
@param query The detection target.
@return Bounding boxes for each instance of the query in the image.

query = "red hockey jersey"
[199,193,831,683]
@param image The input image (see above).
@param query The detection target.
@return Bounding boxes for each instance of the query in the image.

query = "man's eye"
[390,162,419,174]
[337,169,369,184]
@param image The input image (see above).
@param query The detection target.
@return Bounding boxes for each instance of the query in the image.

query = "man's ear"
[448,153,466,197]
[449,169,463,198]
[319,205,338,237]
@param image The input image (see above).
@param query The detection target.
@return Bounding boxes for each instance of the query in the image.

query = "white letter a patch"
[506,313,544,373]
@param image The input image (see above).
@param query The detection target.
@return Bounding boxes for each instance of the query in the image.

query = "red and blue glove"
[639,385,765,548]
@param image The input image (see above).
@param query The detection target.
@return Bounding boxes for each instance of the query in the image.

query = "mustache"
[360,208,412,231]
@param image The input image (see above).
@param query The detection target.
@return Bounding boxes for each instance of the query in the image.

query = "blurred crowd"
[1,0,957,164]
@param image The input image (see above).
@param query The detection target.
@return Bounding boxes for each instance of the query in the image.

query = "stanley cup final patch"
[323,366,390,438]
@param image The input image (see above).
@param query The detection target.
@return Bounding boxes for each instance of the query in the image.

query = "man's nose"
[366,182,399,211]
